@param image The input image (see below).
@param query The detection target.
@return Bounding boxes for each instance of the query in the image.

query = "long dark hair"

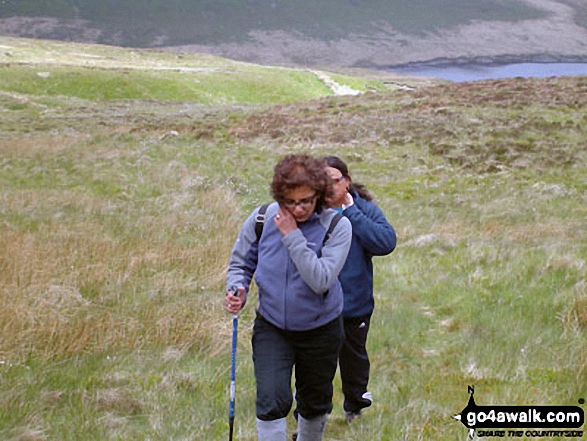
[324,155,373,201]
[271,154,333,213]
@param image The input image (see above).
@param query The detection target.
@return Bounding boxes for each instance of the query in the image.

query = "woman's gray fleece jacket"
[226,202,352,331]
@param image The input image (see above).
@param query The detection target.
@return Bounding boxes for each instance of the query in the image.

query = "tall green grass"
[1,42,586,440]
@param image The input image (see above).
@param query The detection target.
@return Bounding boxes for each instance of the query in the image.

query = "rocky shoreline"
[384,53,587,70]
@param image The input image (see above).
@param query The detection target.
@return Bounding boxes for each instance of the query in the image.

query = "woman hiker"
[324,155,397,423]
[225,154,352,441]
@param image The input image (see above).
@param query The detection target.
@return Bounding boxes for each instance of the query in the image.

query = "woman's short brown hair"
[271,154,333,213]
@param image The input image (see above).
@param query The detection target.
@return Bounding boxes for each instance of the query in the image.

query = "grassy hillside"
[0,37,422,105]
[0,39,586,440]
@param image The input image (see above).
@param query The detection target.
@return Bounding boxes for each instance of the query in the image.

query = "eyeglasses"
[282,193,317,209]
[330,175,345,184]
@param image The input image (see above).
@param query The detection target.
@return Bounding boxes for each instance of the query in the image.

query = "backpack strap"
[255,204,270,242]
[323,212,343,245]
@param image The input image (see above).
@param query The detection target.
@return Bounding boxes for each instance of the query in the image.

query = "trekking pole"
[228,286,239,441]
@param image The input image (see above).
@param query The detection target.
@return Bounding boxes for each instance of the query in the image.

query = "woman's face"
[282,185,318,223]
[325,166,348,208]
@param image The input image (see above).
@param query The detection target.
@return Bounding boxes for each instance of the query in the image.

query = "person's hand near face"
[325,166,352,209]
[274,207,297,236]
[275,185,318,235]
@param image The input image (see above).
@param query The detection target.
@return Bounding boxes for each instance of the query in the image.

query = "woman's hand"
[342,192,354,210]
[225,287,246,314]
[274,207,298,236]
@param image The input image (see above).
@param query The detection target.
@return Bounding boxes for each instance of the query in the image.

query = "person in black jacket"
[324,156,397,423]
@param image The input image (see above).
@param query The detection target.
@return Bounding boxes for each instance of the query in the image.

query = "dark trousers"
[252,314,343,421]
[339,314,372,413]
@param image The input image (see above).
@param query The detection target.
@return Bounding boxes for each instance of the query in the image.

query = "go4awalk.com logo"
[453,386,585,439]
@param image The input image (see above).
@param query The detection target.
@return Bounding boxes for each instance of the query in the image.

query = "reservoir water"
[387,62,587,82]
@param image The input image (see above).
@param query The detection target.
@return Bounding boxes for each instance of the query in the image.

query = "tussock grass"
[1,41,586,440]
[1,214,234,357]
[0,132,244,362]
